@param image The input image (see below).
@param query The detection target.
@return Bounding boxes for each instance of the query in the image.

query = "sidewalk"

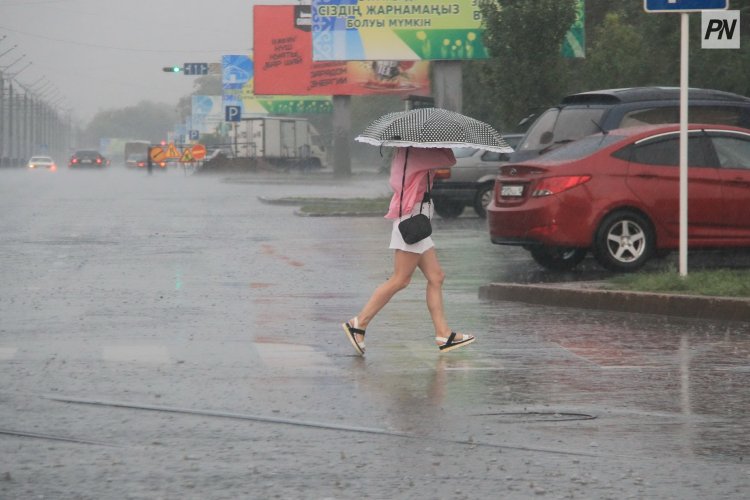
[479,281,750,322]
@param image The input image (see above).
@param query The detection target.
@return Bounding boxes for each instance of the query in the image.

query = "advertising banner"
[311,0,489,61]
[254,5,430,96]
[561,0,585,58]
[222,53,332,115]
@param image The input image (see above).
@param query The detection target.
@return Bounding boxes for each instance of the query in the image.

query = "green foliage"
[468,0,577,131]
[466,0,750,132]
[609,269,750,298]
[83,101,178,145]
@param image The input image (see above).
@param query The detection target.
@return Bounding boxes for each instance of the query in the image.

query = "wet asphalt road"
[1,166,749,499]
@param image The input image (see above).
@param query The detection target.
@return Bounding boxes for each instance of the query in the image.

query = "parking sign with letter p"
[702,10,740,49]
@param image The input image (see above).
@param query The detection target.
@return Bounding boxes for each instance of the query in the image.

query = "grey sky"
[0,0,289,125]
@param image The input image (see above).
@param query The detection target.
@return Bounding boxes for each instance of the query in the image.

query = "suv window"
[516,107,606,153]
[452,147,476,158]
[620,106,746,128]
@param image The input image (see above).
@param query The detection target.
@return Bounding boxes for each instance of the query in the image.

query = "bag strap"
[398,148,410,219]
[398,148,431,218]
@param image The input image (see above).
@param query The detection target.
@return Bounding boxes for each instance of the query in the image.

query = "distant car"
[431,133,523,218]
[69,150,107,168]
[126,153,165,169]
[487,123,750,272]
[125,153,148,169]
[512,87,750,162]
[27,156,57,170]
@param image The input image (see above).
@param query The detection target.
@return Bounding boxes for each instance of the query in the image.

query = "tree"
[466,0,577,131]
[82,101,178,145]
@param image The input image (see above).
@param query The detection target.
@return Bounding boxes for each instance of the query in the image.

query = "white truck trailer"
[233,117,324,169]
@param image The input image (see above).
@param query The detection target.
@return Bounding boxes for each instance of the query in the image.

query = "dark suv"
[69,150,108,168]
[432,133,523,218]
[512,87,750,162]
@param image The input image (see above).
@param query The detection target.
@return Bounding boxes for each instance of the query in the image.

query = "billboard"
[311,0,489,61]
[221,54,332,115]
[254,5,430,96]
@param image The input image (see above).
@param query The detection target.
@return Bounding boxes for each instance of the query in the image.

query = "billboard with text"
[254,5,431,96]
[311,0,489,61]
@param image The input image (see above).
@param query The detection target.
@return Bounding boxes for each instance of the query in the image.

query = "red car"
[487,124,750,272]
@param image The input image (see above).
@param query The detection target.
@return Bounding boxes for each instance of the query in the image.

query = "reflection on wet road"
[0,167,748,499]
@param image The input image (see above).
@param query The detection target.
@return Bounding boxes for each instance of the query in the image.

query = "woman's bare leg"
[417,248,473,346]
[416,248,450,339]
[352,250,421,341]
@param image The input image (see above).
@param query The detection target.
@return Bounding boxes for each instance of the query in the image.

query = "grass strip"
[608,268,750,298]
[261,196,390,215]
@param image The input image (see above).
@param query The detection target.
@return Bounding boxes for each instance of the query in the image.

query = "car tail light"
[531,175,591,197]
[433,168,451,179]
[71,157,78,164]
[96,158,102,164]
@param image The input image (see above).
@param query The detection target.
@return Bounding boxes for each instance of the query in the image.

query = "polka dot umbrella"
[355,107,514,153]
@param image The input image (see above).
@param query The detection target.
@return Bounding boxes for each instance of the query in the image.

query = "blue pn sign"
[225,105,241,122]
[644,0,728,12]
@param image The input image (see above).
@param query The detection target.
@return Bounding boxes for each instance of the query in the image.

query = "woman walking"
[342,146,475,355]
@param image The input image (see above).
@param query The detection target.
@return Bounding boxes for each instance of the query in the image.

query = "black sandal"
[437,332,475,352]
[342,317,366,355]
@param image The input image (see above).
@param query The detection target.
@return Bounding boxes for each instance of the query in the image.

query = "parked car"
[27,156,56,170]
[431,134,523,218]
[69,150,107,168]
[512,87,750,162]
[487,123,750,272]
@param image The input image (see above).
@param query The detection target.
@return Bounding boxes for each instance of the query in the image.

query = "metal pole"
[332,95,351,178]
[679,13,689,277]
[8,82,13,164]
[0,74,4,165]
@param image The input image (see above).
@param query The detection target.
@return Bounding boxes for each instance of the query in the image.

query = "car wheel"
[593,210,654,272]
[433,199,464,219]
[529,246,587,271]
[473,184,494,218]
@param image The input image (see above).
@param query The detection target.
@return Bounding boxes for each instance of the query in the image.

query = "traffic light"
[162,66,182,73]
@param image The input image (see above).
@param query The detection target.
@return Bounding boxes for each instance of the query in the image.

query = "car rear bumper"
[487,197,592,247]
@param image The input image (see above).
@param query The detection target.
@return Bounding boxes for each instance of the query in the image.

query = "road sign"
[183,63,209,75]
[191,144,207,160]
[165,143,181,159]
[225,105,241,122]
[189,130,200,141]
[644,0,728,12]
[149,146,167,163]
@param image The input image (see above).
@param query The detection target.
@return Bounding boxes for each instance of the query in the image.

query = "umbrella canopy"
[355,107,514,153]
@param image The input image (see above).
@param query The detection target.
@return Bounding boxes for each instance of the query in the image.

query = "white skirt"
[389,203,435,254]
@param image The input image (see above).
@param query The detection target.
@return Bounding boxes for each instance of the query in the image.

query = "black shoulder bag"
[397,148,433,245]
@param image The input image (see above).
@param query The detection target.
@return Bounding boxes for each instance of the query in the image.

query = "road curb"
[479,283,750,322]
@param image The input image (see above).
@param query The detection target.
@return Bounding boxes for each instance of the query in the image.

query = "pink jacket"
[385,147,456,219]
